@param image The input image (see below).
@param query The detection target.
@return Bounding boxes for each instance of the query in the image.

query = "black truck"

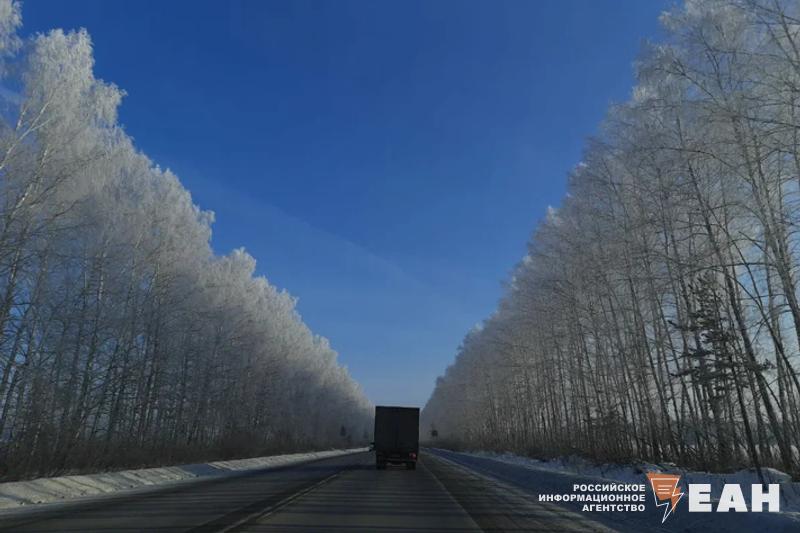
[373,405,419,470]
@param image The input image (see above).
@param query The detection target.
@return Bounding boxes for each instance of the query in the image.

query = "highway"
[0,451,612,532]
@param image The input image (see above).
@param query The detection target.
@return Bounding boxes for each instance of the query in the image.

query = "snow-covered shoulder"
[0,448,366,511]
[427,448,800,533]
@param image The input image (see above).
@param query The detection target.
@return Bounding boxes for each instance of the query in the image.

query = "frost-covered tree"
[0,0,371,480]
[423,0,800,477]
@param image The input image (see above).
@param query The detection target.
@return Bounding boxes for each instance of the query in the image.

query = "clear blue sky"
[23,0,667,407]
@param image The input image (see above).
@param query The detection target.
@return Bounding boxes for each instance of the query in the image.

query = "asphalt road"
[0,451,612,532]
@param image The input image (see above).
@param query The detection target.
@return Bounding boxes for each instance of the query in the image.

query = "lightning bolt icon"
[646,472,684,523]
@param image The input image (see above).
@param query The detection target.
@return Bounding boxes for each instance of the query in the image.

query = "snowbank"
[0,448,365,510]
[428,448,800,532]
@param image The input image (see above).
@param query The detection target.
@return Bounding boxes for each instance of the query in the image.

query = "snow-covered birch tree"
[423,0,800,478]
[0,1,371,480]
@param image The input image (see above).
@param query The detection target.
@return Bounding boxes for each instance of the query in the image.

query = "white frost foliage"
[24,29,123,130]
[0,0,20,61]
[0,1,372,480]
[422,0,800,478]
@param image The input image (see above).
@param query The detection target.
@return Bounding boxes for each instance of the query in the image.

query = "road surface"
[0,451,612,532]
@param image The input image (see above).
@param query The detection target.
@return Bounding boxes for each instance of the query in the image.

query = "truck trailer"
[373,406,419,470]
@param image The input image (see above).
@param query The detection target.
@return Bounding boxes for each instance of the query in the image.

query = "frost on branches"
[423,0,800,480]
[0,0,370,480]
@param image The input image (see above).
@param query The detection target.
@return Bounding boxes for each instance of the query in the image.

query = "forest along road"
[0,451,612,532]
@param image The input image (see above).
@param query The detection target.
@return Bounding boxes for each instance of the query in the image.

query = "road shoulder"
[424,451,616,532]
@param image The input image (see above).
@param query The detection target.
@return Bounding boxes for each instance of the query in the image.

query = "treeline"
[0,1,371,481]
[423,0,800,478]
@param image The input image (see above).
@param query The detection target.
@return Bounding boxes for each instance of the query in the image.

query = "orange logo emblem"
[646,472,683,523]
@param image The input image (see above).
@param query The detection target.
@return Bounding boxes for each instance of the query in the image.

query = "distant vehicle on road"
[373,406,419,470]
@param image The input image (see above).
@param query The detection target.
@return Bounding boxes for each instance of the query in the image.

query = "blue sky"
[23,0,667,407]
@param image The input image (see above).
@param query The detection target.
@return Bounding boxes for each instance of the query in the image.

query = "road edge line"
[217,470,343,532]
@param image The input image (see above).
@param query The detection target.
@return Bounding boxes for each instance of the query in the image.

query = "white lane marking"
[426,451,615,532]
[421,456,483,531]
[216,470,343,532]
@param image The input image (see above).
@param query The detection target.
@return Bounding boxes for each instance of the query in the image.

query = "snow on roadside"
[462,449,800,513]
[0,448,365,510]
[428,448,800,533]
